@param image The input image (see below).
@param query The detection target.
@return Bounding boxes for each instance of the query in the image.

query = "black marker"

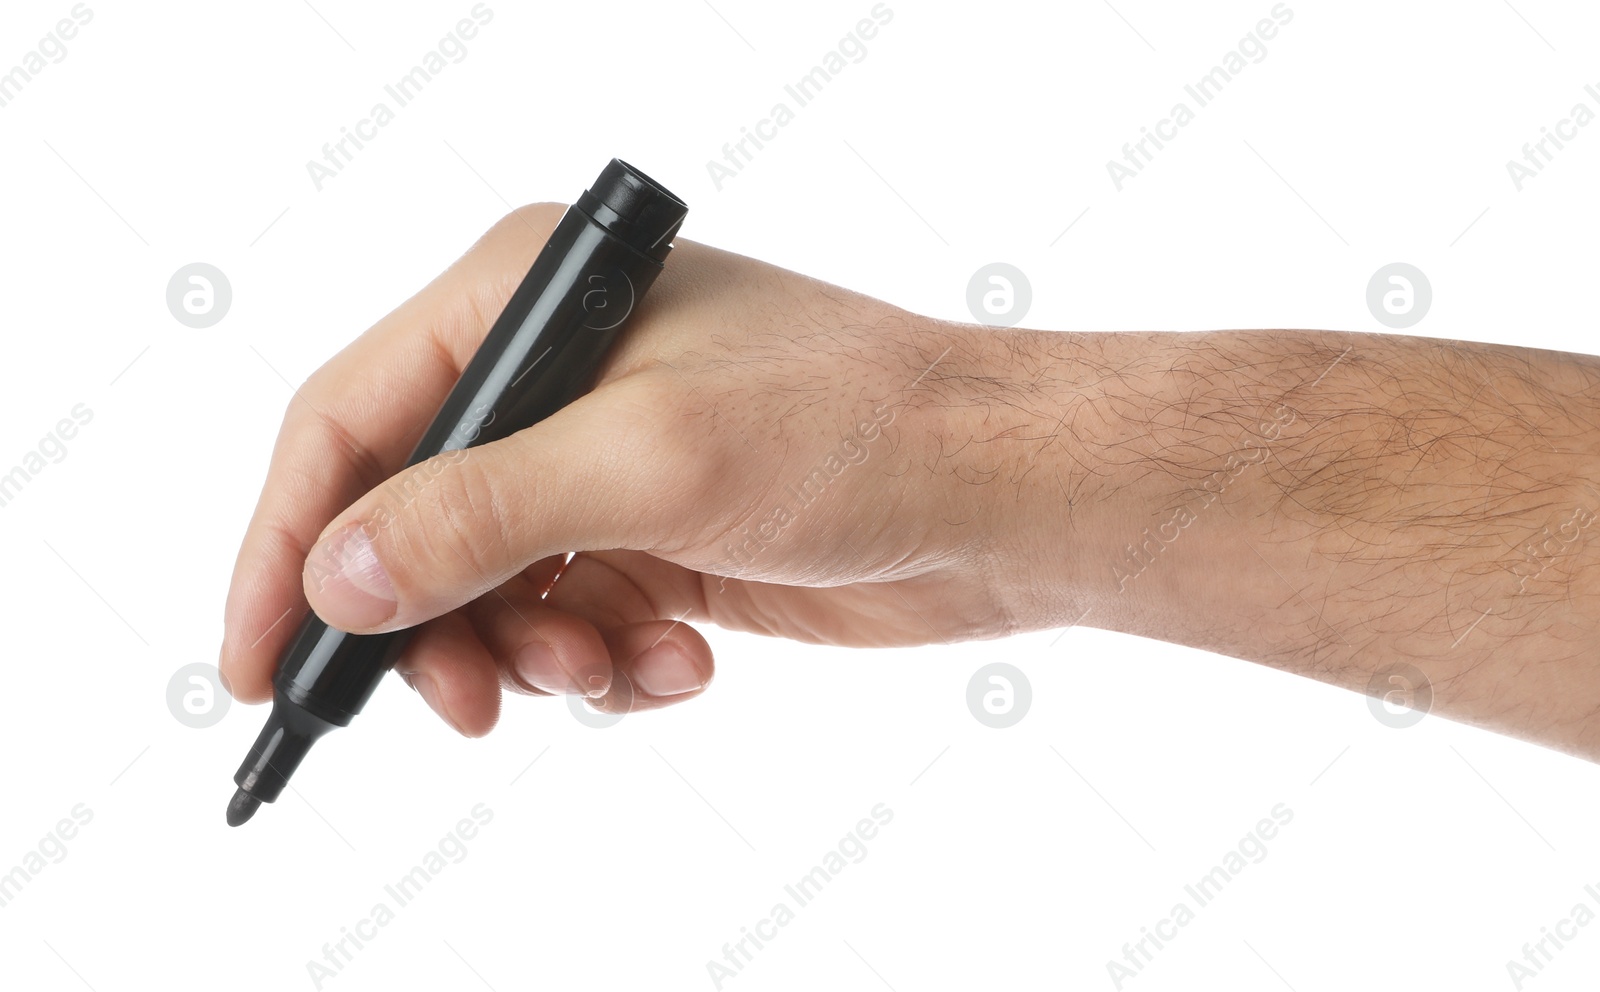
[227,159,688,826]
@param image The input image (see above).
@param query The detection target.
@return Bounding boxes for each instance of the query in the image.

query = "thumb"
[302,380,709,633]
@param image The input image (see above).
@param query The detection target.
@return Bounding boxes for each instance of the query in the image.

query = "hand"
[219,204,1052,736]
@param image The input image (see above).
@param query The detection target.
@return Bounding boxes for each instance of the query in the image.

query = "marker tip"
[226,788,261,827]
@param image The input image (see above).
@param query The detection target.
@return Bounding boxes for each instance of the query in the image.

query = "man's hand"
[218,204,1032,735]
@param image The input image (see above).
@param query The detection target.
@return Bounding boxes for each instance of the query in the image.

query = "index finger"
[219,204,564,701]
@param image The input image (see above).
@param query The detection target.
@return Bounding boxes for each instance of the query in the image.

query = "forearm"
[928,325,1600,760]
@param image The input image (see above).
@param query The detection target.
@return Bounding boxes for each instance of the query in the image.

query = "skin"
[220,203,1600,761]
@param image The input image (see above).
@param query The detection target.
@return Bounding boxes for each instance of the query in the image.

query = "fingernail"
[514,641,581,694]
[413,673,464,734]
[311,523,396,629]
[632,643,705,697]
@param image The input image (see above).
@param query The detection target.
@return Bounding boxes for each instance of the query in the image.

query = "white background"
[1,1,1598,989]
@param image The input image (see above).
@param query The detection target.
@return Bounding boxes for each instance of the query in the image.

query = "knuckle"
[480,202,565,251]
[453,202,570,318]
[601,374,733,531]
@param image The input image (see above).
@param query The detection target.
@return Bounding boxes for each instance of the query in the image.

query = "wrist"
[899,320,1105,634]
